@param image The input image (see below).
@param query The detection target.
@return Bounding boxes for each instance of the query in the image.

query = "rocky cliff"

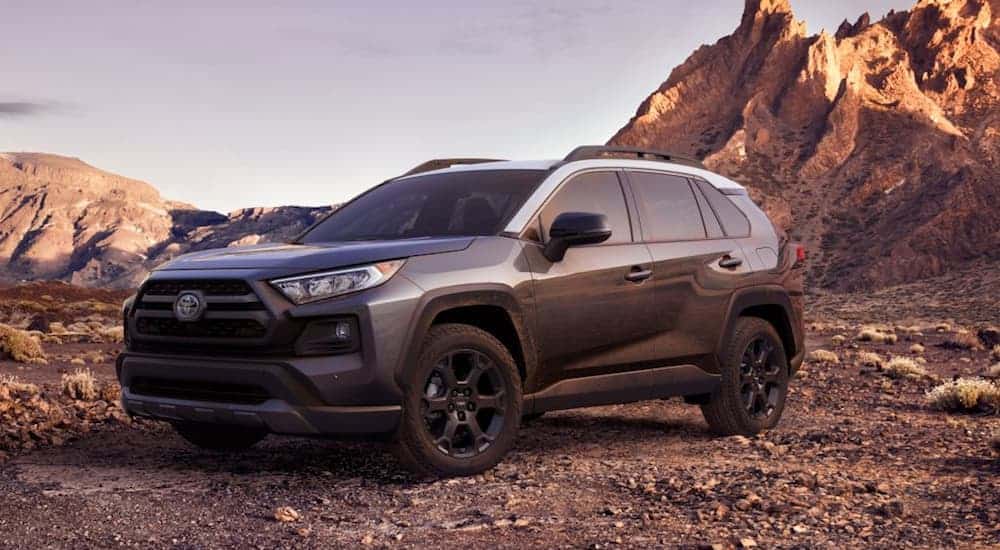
[611,0,1000,291]
[0,153,332,288]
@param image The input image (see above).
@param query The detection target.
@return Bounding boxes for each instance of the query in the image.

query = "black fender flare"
[393,284,539,392]
[718,285,804,373]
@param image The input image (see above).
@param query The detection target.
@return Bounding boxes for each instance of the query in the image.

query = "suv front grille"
[136,317,267,338]
[143,279,254,296]
[132,279,271,343]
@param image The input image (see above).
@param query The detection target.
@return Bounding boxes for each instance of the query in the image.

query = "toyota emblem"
[173,291,206,322]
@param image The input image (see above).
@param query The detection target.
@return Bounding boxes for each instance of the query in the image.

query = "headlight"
[269,259,406,304]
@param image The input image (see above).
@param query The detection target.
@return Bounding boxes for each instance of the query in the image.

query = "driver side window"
[538,171,632,244]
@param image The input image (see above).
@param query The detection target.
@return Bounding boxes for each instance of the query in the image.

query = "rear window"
[299,170,546,242]
[694,179,751,237]
[628,171,705,241]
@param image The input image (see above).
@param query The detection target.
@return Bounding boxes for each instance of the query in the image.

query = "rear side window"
[628,171,705,241]
[694,179,751,237]
[539,171,631,244]
[691,180,725,239]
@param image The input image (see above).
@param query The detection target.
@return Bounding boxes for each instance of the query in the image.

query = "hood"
[155,237,475,274]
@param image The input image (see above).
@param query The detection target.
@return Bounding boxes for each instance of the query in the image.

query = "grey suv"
[118,146,805,477]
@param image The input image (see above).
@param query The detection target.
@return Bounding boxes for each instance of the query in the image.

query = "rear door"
[523,170,658,386]
[622,170,751,365]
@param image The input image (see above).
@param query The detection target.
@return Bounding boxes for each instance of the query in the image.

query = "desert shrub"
[935,323,951,333]
[909,343,925,354]
[940,331,983,351]
[0,375,40,399]
[857,328,897,344]
[925,378,1000,412]
[883,356,929,380]
[48,321,67,334]
[856,351,884,368]
[992,345,1000,362]
[69,357,86,366]
[986,364,1000,379]
[808,349,840,364]
[96,325,123,344]
[831,335,846,346]
[61,369,98,401]
[0,324,47,364]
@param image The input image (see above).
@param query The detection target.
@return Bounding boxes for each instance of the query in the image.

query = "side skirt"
[523,364,720,414]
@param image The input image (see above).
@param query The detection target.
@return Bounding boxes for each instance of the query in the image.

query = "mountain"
[0,153,332,288]
[611,0,1000,292]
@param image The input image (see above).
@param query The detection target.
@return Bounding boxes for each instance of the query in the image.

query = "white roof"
[402,158,745,192]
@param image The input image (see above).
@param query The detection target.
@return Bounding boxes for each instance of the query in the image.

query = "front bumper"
[116,352,402,436]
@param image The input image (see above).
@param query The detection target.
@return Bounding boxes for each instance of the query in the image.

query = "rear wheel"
[394,324,522,477]
[173,423,267,451]
[701,317,789,435]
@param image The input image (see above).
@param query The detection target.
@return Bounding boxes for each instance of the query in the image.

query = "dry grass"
[909,343,925,354]
[925,378,1000,412]
[808,349,840,364]
[856,351,884,368]
[856,328,897,344]
[831,335,846,346]
[61,369,98,401]
[0,374,40,399]
[883,356,930,380]
[0,324,47,364]
[941,331,983,351]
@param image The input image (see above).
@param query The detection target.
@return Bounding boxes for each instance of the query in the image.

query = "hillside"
[0,153,332,287]
[611,0,1000,291]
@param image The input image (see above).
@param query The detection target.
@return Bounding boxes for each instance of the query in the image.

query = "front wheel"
[701,317,790,435]
[394,324,522,478]
[173,422,267,451]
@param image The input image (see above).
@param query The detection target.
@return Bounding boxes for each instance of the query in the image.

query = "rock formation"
[611,0,1000,291]
[0,153,332,287]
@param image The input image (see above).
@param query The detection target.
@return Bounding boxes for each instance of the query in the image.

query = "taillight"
[795,244,806,264]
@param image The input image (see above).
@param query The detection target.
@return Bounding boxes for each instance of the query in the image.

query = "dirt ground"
[1,306,998,548]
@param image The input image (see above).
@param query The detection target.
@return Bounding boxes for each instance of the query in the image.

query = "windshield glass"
[299,169,547,242]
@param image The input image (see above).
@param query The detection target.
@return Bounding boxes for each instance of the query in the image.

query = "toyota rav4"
[118,146,805,477]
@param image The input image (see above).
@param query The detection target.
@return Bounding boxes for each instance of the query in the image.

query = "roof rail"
[401,158,505,177]
[562,145,704,168]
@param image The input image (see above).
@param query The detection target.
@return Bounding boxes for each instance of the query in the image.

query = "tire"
[394,323,522,478]
[173,422,267,451]
[701,317,790,436]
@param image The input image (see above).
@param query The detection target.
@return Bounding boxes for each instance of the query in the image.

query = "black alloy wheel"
[739,337,782,419]
[421,349,508,458]
[394,323,522,477]
[700,316,790,435]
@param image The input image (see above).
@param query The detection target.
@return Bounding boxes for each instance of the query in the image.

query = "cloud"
[0,102,50,117]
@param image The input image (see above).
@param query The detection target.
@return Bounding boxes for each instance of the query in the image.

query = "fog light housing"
[295,317,360,356]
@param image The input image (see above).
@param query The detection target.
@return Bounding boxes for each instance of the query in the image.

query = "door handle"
[719,255,743,269]
[625,266,652,282]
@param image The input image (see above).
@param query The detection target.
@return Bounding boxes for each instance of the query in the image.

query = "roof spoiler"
[401,158,506,177]
[563,145,704,169]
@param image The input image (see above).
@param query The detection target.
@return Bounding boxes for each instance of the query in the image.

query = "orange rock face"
[611,0,1000,291]
[0,153,332,288]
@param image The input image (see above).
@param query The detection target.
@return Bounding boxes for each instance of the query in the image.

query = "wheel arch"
[720,286,804,373]
[395,285,538,391]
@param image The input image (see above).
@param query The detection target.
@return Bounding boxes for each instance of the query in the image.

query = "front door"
[523,170,658,387]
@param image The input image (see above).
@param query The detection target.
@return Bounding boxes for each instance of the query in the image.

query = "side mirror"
[543,212,612,262]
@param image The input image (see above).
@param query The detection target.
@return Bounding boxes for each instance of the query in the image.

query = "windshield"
[299,169,547,243]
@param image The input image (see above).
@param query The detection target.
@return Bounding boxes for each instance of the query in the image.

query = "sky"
[1,0,912,213]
